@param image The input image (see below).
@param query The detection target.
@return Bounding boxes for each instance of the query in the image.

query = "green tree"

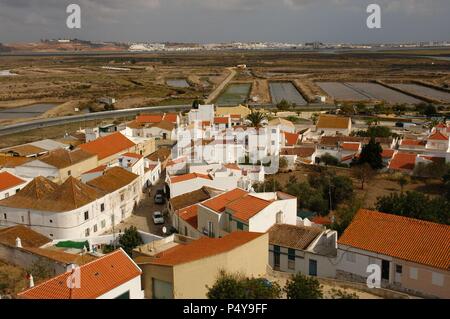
[276,99,292,111]
[356,138,383,169]
[27,260,55,283]
[192,99,202,109]
[397,175,409,194]
[330,197,362,235]
[352,163,375,190]
[284,273,323,299]
[354,126,393,138]
[319,153,340,166]
[119,226,144,256]
[279,157,289,171]
[246,111,267,128]
[207,271,281,299]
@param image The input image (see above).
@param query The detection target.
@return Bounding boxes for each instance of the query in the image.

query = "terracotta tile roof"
[177,205,198,229]
[151,120,175,131]
[316,115,350,129]
[139,232,264,266]
[126,120,143,129]
[24,248,97,265]
[269,224,322,250]
[311,216,332,225]
[169,172,212,184]
[169,187,213,211]
[389,152,417,171]
[428,131,448,141]
[83,164,107,175]
[0,225,51,248]
[0,156,31,168]
[0,171,26,192]
[202,188,248,213]
[381,149,395,159]
[78,132,135,160]
[435,123,447,128]
[147,147,171,162]
[38,148,95,169]
[136,114,164,124]
[87,167,139,193]
[122,152,143,159]
[226,195,272,222]
[338,209,450,270]
[280,147,315,157]
[401,139,427,147]
[284,132,300,146]
[214,117,229,124]
[163,113,179,124]
[0,176,104,212]
[230,114,241,119]
[341,142,360,151]
[1,144,47,157]
[18,249,141,299]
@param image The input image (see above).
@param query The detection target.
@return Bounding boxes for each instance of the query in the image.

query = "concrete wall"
[97,276,144,299]
[140,264,174,299]
[248,198,297,233]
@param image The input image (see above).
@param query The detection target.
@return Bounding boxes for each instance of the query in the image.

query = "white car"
[152,211,165,225]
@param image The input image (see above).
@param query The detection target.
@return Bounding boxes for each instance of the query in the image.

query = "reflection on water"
[0,103,57,119]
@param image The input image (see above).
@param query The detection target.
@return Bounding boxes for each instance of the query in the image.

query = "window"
[273,245,280,269]
[120,194,125,202]
[271,141,275,146]
[49,219,53,223]
[101,220,106,228]
[272,129,276,133]
[288,248,296,270]
[184,226,188,236]
[409,267,418,280]
[276,211,283,224]
[84,211,89,221]
[93,224,98,233]
[21,216,25,223]
[208,221,214,237]
[100,203,105,212]
[3,213,6,220]
[346,252,356,263]
[50,234,53,237]
[68,170,71,176]
[4,192,9,198]
[85,228,90,237]
[432,272,444,287]
[395,265,403,274]
[237,221,244,231]
[15,188,20,194]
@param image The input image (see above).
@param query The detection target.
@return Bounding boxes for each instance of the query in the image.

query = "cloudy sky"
[0,0,449,43]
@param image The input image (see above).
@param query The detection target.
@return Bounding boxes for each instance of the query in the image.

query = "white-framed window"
[4,193,9,198]
[21,216,24,223]
[432,272,444,287]
[85,228,90,237]
[84,211,89,220]
[93,224,98,233]
[346,252,356,263]
[101,220,106,228]
[409,267,418,280]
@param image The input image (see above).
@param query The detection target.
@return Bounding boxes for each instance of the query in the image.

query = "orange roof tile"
[226,195,272,222]
[281,147,315,157]
[316,115,350,129]
[121,152,143,159]
[83,164,107,175]
[223,163,241,171]
[0,156,32,168]
[214,117,229,124]
[284,132,300,146]
[139,232,264,266]
[338,209,450,270]
[18,249,141,299]
[0,171,26,192]
[78,132,135,160]
[169,173,211,184]
[202,188,248,213]
[163,113,178,124]
[428,131,448,141]
[177,205,198,229]
[401,139,426,147]
[136,114,164,124]
[435,123,447,128]
[311,216,332,225]
[341,142,360,151]
[381,149,395,158]
[87,167,139,193]
[389,152,417,171]
[0,225,51,248]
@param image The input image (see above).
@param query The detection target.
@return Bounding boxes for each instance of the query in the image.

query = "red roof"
[389,152,417,171]
[223,163,241,171]
[169,173,211,184]
[177,205,198,229]
[83,164,107,175]
[121,152,143,159]
[142,232,264,266]
[163,113,178,124]
[428,131,448,141]
[0,172,26,192]
[136,114,164,123]
[214,117,229,124]
[401,139,426,147]
[312,216,332,225]
[341,142,360,151]
[284,132,300,146]
[202,188,248,213]
[79,132,135,160]
[338,209,450,270]
[18,249,141,299]
[435,123,447,128]
[226,195,272,222]
[381,149,395,159]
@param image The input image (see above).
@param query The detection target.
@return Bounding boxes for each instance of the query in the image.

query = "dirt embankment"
[250,79,271,104]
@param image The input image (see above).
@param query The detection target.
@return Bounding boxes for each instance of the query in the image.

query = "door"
[381,260,390,281]
[273,245,280,270]
[152,278,173,299]
[309,259,318,276]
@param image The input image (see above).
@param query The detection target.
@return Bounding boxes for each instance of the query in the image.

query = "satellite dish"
[162,226,168,235]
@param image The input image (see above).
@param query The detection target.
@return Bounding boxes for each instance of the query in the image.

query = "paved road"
[0,104,192,136]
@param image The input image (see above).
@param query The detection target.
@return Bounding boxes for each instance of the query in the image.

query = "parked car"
[154,193,165,204]
[152,211,165,225]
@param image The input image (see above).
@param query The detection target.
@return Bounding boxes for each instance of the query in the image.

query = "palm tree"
[246,111,267,128]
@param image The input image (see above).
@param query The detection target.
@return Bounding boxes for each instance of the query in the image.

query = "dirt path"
[205,67,237,104]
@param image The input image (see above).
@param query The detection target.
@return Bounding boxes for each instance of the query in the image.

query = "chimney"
[28,274,34,288]
[16,237,22,248]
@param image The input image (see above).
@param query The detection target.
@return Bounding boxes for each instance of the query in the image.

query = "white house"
[18,249,144,299]
[188,104,215,124]
[316,115,352,136]
[0,167,141,239]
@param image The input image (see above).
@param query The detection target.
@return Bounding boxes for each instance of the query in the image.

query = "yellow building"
[135,232,268,299]
[215,104,252,118]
